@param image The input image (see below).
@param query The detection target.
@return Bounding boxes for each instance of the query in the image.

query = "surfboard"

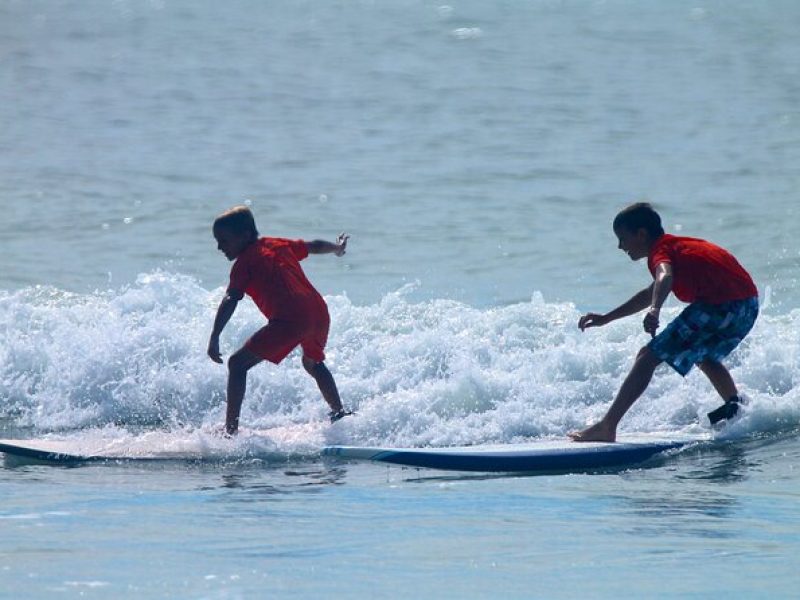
[322,434,705,473]
[0,432,706,472]
[0,438,102,465]
[0,424,323,466]
[0,436,243,465]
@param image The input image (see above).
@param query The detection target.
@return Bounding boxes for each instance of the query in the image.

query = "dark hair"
[613,202,665,238]
[213,205,259,240]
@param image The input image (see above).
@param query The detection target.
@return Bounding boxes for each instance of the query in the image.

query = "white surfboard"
[0,423,324,465]
[0,438,113,464]
[322,434,707,473]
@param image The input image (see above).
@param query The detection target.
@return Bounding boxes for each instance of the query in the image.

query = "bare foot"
[568,421,616,443]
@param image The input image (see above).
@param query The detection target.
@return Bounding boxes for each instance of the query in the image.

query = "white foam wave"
[1,272,798,452]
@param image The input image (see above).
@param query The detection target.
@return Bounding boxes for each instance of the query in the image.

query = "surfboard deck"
[0,439,102,465]
[0,424,324,466]
[0,437,229,465]
[322,434,706,473]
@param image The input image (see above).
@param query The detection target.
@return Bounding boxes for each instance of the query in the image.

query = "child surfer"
[207,205,352,435]
[570,203,758,442]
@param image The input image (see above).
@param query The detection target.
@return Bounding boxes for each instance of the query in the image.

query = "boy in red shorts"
[570,203,758,442]
[207,205,352,435]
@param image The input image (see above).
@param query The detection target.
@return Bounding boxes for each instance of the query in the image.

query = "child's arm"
[579,283,654,331]
[306,233,349,257]
[643,263,673,337]
[207,289,244,363]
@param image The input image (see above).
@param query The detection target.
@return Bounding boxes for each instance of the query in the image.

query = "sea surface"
[1,1,800,598]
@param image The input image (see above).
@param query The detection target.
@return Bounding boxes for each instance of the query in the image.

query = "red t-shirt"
[228,237,327,321]
[648,234,757,304]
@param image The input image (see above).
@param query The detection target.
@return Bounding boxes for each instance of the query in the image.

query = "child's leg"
[302,357,343,413]
[229,320,308,433]
[697,359,738,400]
[226,348,263,434]
[700,359,744,424]
[570,347,662,442]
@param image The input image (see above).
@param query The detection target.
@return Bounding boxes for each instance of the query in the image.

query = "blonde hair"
[213,205,259,240]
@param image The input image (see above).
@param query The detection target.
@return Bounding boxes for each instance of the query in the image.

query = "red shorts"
[244,313,329,364]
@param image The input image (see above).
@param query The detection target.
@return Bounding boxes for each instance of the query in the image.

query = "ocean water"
[1,1,800,598]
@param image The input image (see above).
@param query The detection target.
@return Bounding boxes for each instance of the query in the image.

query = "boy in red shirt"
[207,206,352,435]
[570,203,758,442]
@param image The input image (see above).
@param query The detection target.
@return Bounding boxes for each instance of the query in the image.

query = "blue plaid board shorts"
[648,296,759,376]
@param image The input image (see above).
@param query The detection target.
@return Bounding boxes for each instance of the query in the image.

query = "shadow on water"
[671,433,800,483]
[610,490,740,540]
[194,461,349,500]
[394,463,640,484]
[669,441,753,484]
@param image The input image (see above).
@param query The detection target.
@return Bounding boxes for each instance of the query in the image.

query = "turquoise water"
[2,1,800,597]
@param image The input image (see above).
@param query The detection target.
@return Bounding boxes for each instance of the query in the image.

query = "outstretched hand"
[334,232,350,256]
[578,312,608,331]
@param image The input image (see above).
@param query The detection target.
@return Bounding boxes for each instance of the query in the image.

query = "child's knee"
[635,346,661,368]
[302,356,327,377]
[302,356,317,375]
[228,353,252,375]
